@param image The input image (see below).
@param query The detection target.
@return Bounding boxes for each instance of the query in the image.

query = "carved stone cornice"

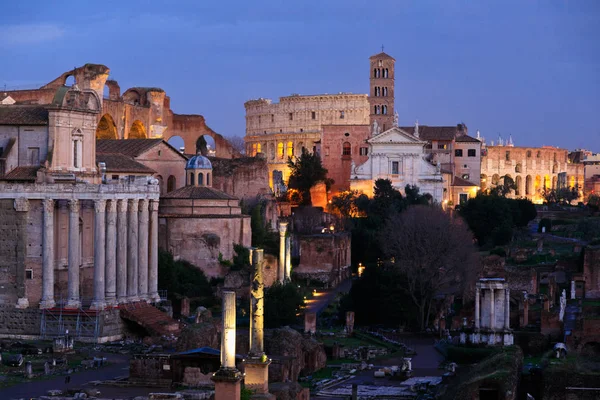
[94,199,107,213]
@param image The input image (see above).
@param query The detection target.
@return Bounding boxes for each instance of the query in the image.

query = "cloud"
[0,23,65,46]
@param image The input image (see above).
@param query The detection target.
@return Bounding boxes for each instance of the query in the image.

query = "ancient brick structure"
[2,64,238,159]
[294,232,351,287]
[583,244,600,298]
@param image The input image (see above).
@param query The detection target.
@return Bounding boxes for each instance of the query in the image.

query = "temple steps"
[119,302,181,337]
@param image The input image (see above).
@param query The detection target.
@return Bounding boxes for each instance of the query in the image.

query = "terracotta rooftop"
[0,105,49,125]
[162,185,238,200]
[96,139,164,157]
[455,135,481,143]
[1,166,40,181]
[452,176,478,187]
[369,52,395,60]
[96,153,156,174]
[401,125,466,141]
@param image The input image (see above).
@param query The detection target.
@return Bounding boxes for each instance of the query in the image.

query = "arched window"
[527,150,532,158]
[373,69,377,78]
[257,143,262,153]
[382,105,387,115]
[515,164,522,173]
[167,175,176,193]
[199,172,204,186]
[526,175,532,195]
[383,87,388,96]
[190,172,195,186]
[384,68,389,78]
[552,163,558,173]
[277,142,284,159]
[270,143,275,160]
[343,142,351,156]
[286,141,294,157]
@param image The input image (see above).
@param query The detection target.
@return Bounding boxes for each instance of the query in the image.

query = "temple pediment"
[368,127,427,145]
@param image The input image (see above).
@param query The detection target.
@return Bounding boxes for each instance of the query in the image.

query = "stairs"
[120,302,181,337]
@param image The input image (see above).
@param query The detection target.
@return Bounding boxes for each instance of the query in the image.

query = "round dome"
[186,154,212,170]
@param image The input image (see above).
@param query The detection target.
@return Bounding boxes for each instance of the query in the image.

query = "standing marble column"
[148,199,160,302]
[40,199,56,309]
[489,289,495,330]
[66,199,81,308]
[105,200,117,305]
[474,286,480,329]
[221,291,237,369]
[137,199,149,300]
[127,199,139,302]
[91,199,106,310]
[250,249,265,357]
[278,222,288,283]
[504,289,510,329]
[14,198,29,309]
[116,200,128,303]
[570,280,576,300]
[285,236,292,281]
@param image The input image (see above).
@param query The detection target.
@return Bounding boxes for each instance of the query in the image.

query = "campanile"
[368,51,395,133]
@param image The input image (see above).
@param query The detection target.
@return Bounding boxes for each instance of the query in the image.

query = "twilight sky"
[1,0,598,151]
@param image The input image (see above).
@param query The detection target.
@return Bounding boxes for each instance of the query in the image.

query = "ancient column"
[40,199,56,309]
[14,198,29,308]
[245,249,274,398]
[148,199,160,302]
[116,199,128,303]
[212,291,242,400]
[278,222,288,283]
[285,236,292,281]
[137,199,149,300]
[91,199,106,310]
[504,288,510,329]
[66,199,81,308]
[522,293,529,326]
[489,289,495,330]
[105,200,117,305]
[127,199,139,302]
[571,280,576,300]
[474,286,480,329]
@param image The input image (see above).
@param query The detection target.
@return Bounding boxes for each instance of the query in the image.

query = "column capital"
[68,199,80,213]
[128,198,139,212]
[278,221,288,235]
[149,199,160,212]
[43,199,55,214]
[117,199,128,213]
[14,198,29,212]
[138,198,149,211]
[94,199,107,213]
[106,199,117,213]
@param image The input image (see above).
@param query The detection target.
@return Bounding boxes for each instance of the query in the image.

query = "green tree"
[329,190,362,218]
[286,149,329,205]
[588,194,600,211]
[264,282,304,328]
[489,175,517,197]
[404,184,431,206]
[250,203,266,246]
[158,249,216,306]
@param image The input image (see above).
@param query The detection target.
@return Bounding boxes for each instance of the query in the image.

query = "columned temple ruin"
[471,278,513,346]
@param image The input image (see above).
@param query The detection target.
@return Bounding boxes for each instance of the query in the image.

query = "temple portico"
[471,278,513,346]
[0,179,160,310]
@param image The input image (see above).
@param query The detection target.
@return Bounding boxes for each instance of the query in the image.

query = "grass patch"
[311,367,334,380]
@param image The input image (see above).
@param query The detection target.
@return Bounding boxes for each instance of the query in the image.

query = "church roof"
[0,105,48,125]
[162,185,237,200]
[452,176,478,187]
[1,166,40,181]
[96,153,156,174]
[455,135,481,143]
[400,126,460,141]
[96,139,164,157]
[369,52,395,61]
[186,154,212,170]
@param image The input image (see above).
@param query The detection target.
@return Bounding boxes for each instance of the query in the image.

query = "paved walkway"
[306,279,352,315]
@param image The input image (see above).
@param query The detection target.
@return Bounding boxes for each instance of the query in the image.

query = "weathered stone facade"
[294,233,351,287]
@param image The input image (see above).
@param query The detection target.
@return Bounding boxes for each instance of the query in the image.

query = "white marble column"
[504,288,510,329]
[116,199,128,303]
[222,291,237,369]
[127,199,139,302]
[278,222,288,283]
[105,200,117,305]
[489,289,495,330]
[66,199,81,308]
[148,199,160,302]
[250,249,265,357]
[571,280,576,300]
[14,198,29,309]
[91,200,106,310]
[138,199,149,300]
[285,236,291,281]
[474,286,480,329]
[40,199,56,309]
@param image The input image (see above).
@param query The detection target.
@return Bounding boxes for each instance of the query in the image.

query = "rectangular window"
[325,146,330,156]
[112,175,119,180]
[340,111,345,119]
[438,144,447,150]
[455,149,463,157]
[359,147,368,156]
[289,113,293,121]
[27,147,40,165]
[505,151,510,161]
[258,115,261,124]
[271,114,274,122]
[311,111,316,120]
[25,269,33,280]
[73,140,79,168]
[391,161,399,175]
[468,149,476,157]
[459,193,468,205]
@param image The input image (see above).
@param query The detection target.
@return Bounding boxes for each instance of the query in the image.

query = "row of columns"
[474,286,510,330]
[278,222,291,283]
[40,197,159,309]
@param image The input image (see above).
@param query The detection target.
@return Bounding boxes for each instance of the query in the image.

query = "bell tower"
[368,50,395,133]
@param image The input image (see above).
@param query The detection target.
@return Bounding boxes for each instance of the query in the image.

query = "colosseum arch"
[129,120,147,139]
[96,113,118,139]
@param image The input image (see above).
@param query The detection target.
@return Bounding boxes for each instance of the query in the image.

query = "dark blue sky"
[1,0,598,151]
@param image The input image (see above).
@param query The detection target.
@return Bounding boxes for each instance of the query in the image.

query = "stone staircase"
[120,302,181,337]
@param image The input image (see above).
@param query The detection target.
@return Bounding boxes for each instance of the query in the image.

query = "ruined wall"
[321,124,370,194]
[211,156,271,199]
[294,232,351,286]
[167,113,239,158]
[583,245,600,298]
[158,215,251,279]
[0,199,22,305]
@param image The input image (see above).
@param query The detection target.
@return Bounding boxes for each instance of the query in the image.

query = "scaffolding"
[39,297,100,341]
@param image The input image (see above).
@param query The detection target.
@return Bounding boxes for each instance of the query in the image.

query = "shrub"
[490,247,507,257]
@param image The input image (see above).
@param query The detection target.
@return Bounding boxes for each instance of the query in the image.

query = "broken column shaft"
[221,291,236,369]
[250,249,265,357]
